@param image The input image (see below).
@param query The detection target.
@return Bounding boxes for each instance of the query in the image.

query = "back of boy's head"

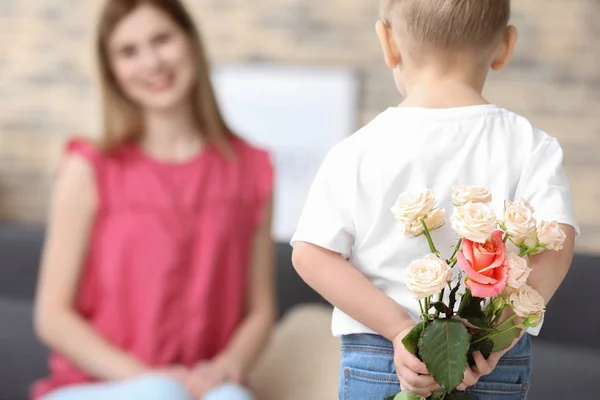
[381,0,511,52]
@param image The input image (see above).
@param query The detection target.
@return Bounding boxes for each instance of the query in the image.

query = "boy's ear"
[376,20,402,69]
[491,25,518,71]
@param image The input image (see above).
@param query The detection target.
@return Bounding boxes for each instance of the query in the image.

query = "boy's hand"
[392,325,440,397]
[457,335,521,391]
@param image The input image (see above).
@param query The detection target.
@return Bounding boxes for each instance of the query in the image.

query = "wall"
[0,0,598,252]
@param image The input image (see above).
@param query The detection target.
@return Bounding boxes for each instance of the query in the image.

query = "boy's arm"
[292,241,415,341]
[527,224,576,305]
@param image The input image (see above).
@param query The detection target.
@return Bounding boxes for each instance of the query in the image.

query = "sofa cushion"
[251,304,340,400]
[536,254,600,350]
[0,224,45,301]
[529,338,600,399]
[0,297,48,400]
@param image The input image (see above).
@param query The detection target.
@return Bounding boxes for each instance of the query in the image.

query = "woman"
[32,1,275,399]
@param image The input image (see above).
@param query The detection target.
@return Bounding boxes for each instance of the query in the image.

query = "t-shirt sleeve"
[515,137,580,236]
[291,146,356,259]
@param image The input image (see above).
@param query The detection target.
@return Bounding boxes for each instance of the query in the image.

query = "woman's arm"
[213,194,277,379]
[34,154,148,381]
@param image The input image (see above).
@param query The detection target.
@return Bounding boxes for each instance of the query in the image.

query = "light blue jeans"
[41,375,254,400]
[339,333,532,400]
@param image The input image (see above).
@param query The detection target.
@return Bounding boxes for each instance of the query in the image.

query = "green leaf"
[431,388,447,400]
[446,391,476,400]
[402,321,427,356]
[430,301,452,318]
[419,319,470,391]
[384,392,422,400]
[459,294,485,321]
[448,281,461,314]
[491,326,521,352]
[466,317,493,331]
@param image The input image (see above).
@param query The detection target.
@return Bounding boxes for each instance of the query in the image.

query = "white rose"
[452,185,492,206]
[404,207,446,237]
[514,198,535,213]
[506,252,532,289]
[507,284,545,319]
[537,221,566,251]
[451,202,497,243]
[504,201,537,248]
[391,188,437,226]
[404,254,453,300]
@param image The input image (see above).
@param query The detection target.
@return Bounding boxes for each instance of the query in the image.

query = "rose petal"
[496,265,508,288]
[478,255,506,274]
[473,247,495,271]
[491,230,505,242]
[457,251,498,285]
[478,232,508,273]
[466,279,505,298]
[462,239,474,264]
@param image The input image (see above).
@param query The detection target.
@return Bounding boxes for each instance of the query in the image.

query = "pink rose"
[457,230,508,298]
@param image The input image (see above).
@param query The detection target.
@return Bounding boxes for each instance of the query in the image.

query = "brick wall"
[0,1,598,253]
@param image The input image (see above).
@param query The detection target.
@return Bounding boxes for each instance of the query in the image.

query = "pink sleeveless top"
[31,136,273,399]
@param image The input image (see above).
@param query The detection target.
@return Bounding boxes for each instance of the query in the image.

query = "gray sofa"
[0,224,598,400]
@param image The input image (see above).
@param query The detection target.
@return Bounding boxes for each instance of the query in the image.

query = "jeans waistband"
[341,332,531,358]
[341,333,393,349]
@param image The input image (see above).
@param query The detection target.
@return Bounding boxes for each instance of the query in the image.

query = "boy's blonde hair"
[381,0,511,50]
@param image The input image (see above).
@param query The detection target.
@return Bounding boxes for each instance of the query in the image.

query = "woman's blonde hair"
[96,0,233,155]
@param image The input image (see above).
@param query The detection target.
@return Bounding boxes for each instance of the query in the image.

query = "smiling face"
[107,4,197,112]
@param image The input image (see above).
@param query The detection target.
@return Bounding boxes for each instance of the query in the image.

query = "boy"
[291,1,578,399]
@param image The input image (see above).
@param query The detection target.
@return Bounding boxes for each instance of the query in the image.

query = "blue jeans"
[41,375,254,400]
[339,333,532,400]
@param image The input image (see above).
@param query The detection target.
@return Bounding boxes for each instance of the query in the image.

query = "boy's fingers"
[405,354,430,375]
[473,351,492,376]
[400,382,432,398]
[399,366,436,388]
[463,367,479,387]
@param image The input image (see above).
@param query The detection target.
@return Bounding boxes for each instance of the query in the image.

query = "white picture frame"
[212,64,359,242]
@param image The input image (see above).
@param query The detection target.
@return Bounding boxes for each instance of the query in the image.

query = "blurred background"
[0,1,598,399]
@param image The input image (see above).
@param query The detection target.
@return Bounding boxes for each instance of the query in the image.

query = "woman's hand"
[153,365,195,394]
[188,356,245,398]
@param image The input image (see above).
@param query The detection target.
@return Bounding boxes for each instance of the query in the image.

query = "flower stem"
[518,247,537,258]
[449,238,462,261]
[490,303,509,326]
[419,299,426,317]
[421,218,439,257]
[474,321,524,344]
[495,313,518,331]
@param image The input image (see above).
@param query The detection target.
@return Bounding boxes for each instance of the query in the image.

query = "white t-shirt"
[291,105,580,337]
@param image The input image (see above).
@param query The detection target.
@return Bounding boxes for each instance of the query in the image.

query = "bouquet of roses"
[385,186,566,400]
